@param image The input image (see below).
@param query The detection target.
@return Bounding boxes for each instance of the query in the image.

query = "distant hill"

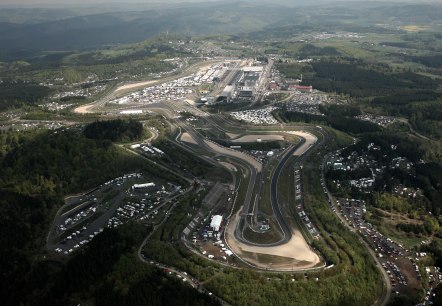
[0,1,441,51]
[0,2,297,51]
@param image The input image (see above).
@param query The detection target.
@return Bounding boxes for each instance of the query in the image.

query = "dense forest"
[297,44,341,58]
[0,190,54,304]
[1,129,141,194]
[302,61,439,97]
[278,60,439,97]
[409,54,442,69]
[273,106,382,134]
[0,81,51,110]
[278,60,442,139]
[154,140,231,182]
[84,119,145,142]
[0,128,195,305]
[2,220,219,306]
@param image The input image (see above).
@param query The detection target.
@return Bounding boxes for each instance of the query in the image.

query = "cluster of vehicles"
[295,169,319,238]
[285,93,332,115]
[295,169,302,201]
[230,107,278,125]
[336,199,366,229]
[61,204,97,231]
[421,266,442,305]
[336,198,407,258]
[383,261,407,287]
[51,172,179,256]
[108,202,147,228]
[296,204,319,239]
[55,227,104,255]
[370,230,406,258]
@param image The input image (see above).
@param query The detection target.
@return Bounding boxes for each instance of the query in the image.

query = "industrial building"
[220,85,234,103]
[215,61,266,103]
[288,84,313,92]
[238,86,255,98]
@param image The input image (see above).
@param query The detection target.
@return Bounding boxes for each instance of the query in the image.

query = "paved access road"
[320,153,391,306]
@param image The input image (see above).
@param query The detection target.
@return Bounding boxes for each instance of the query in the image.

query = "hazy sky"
[0,0,205,4]
[0,0,440,7]
[0,0,435,4]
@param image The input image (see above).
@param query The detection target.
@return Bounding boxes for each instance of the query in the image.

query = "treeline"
[0,190,55,305]
[298,44,341,57]
[342,132,424,163]
[409,54,442,69]
[290,59,442,139]
[154,140,231,182]
[278,59,442,139]
[8,222,219,306]
[273,109,381,134]
[415,163,442,215]
[371,92,442,139]
[60,95,86,102]
[0,128,187,195]
[327,166,372,181]
[84,119,144,142]
[0,81,51,110]
[371,90,441,106]
[0,128,194,305]
[1,129,137,194]
[72,44,185,66]
[303,61,439,97]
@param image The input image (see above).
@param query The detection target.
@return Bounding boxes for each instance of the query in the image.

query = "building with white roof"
[210,215,223,232]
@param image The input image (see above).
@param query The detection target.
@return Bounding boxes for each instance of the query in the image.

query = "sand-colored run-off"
[226,211,321,270]
[114,80,157,95]
[74,103,94,114]
[286,131,317,156]
[231,134,285,143]
[180,132,198,145]
[74,80,158,114]
[224,130,321,270]
[226,133,240,139]
[204,140,262,172]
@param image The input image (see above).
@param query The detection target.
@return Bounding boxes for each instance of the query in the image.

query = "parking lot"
[49,173,181,255]
[230,107,278,125]
[333,197,427,295]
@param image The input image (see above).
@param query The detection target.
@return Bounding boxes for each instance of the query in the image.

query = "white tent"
[210,215,223,232]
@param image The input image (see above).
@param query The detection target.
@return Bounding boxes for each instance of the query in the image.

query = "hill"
[1,2,440,51]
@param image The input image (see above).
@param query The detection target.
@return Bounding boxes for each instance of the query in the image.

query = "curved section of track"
[221,131,321,271]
